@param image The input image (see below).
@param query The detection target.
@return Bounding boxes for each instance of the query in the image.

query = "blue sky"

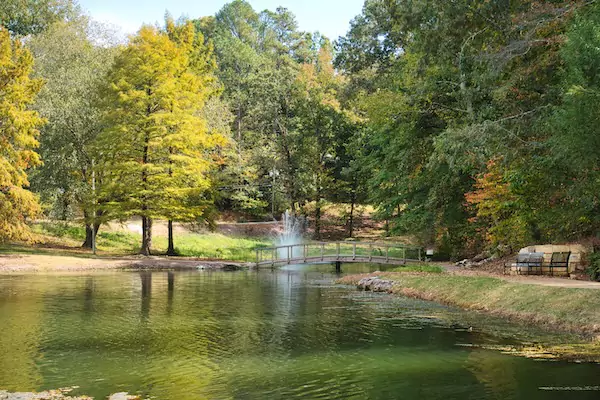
[78,0,365,41]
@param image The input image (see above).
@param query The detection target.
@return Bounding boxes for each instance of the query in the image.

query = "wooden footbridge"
[255,241,423,269]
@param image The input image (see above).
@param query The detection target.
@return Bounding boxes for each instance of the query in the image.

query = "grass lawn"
[388,264,444,273]
[0,221,272,262]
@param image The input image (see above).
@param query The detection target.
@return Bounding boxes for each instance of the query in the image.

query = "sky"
[78,0,365,41]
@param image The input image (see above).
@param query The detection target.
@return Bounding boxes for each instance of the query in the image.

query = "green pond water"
[1,264,599,399]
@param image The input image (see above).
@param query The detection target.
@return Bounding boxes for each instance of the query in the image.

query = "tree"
[0,0,77,36]
[0,27,44,242]
[98,22,223,255]
[291,39,347,238]
[335,0,587,257]
[540,2,600,240]
[197,2,319,217]
[28,18,117,248]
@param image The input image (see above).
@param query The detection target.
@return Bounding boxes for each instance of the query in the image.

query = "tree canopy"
[2,0,600,258]
[0,27,44,241]
[98,20,225,255]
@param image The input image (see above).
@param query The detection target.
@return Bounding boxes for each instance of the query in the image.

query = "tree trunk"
[61,192,70,221]
[140,271,152,319]
[140,91,152,256]
[315,203,321,240]
[82,222,101,249]
[141,216,152,256]
[348,194,356,238]
[314,176,322,240]
[167,219,177,256]
[82,209,102,249]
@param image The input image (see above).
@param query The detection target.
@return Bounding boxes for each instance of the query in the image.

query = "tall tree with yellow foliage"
[0,28,44,242]
[98,21,225,255]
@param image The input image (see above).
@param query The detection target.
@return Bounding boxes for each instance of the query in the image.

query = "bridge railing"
[255,241,423,266]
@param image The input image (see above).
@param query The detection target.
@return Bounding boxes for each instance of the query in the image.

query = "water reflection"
[167,271,174,315]
[0,270,598,400]
[83,276,95,316]
[140,272,152,320]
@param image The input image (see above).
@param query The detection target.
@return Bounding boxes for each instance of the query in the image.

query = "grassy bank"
[339,272,600,335]
[338,271,600,360]
[0,221,270,261]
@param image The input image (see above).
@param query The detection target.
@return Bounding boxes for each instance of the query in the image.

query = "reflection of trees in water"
[83,276,94,315]
[140,271,152,320]
[5,272,600,399]
[0,276,44,390]
[465,350,518,399]
[166,271,174,315]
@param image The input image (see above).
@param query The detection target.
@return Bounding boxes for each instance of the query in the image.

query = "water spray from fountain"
[276,210,307,260]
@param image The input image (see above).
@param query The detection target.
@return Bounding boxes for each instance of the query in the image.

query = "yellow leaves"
[464,159,531,249]
[295,43,346,119]
[465,159,513,218]
[99,21,222,223]
[359,89,408,126]
[0,27,44,242]
[566,85,590,96]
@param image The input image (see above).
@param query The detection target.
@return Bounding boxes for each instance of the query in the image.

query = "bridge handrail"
[256,241,420,251]
[254,241,423,266]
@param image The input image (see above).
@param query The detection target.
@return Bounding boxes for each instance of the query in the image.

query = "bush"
[586,252,600,281]
[35,222,85,239]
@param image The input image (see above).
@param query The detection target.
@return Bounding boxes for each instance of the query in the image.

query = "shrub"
[586,252,600,281]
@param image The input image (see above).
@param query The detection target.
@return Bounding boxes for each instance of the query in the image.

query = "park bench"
[512,252,544,275]
[548,251,571,276]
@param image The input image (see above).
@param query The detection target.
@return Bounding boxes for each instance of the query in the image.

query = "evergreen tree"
[0,27,44,241]
[98,22,224,255]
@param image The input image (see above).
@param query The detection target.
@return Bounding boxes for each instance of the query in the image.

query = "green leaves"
[0,0,77,36]
[28,18,116,221]
[334,0,592,257]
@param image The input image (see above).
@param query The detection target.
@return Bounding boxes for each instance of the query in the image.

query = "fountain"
[277,210,307,260]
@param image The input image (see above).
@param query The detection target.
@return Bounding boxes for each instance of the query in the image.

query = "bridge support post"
[335,261,342,273]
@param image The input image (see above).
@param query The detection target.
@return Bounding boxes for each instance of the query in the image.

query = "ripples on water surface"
[0,265,599,400]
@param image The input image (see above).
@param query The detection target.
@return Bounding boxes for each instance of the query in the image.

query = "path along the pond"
[442,264,600,289]
[0,254,241,272]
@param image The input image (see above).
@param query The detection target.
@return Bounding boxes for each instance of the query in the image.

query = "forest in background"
[1,0,600,259]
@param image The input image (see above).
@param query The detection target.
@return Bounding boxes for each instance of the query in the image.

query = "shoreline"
[0,389,140,400]
[0,253,247,273]
[337,272,600,361]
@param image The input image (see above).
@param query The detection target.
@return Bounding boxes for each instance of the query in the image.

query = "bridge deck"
[254,241,423,268]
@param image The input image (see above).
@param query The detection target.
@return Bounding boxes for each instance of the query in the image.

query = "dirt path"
[442,264,600,289]
[501,275,600,289]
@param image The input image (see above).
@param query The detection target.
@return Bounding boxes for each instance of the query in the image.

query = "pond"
[0,265,599,399]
